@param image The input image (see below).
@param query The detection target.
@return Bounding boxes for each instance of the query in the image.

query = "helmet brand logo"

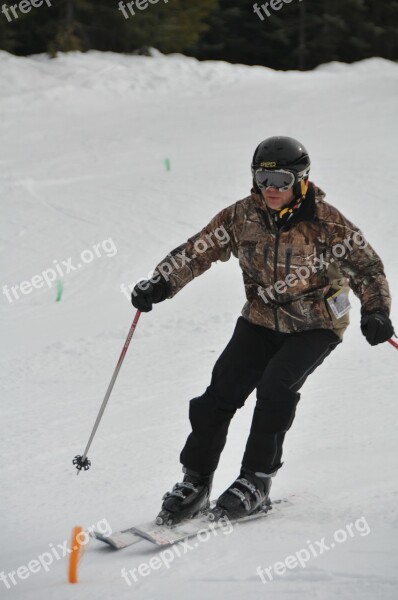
[260,161,277,167]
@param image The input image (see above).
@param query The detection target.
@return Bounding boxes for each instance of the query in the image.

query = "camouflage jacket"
[154,183,391,338]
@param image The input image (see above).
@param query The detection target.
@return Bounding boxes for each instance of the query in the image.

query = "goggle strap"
[300,179,309,196]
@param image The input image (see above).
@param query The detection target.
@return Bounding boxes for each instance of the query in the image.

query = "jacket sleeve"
[153,203,237,299]
[326,210,391,316]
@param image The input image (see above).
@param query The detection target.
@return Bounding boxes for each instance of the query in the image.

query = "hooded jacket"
[154,183,391,338]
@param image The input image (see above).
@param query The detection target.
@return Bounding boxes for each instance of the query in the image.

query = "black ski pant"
[180,316,341,476]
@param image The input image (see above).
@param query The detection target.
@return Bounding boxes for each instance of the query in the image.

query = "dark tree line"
[0,0,397,70]
[193,0,398,70]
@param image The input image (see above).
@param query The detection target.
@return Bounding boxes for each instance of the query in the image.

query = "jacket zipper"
[273,229,281,331]
[285,247,292,276]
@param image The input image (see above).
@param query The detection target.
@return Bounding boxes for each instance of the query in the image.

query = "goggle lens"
[254,168,296,191]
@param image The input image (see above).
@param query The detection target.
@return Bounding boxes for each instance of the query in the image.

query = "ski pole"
[73,309,142,473]
[388,338,398,350]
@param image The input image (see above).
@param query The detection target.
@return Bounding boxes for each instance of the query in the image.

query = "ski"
[90,497,290,549]
[90,526,143,549]
[132,502,273,546]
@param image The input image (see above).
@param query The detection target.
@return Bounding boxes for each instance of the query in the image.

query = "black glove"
[360,311,394,346]
[131,277,170,313]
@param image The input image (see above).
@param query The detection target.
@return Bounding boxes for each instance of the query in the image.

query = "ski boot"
[209,468,273,522]
[156,466,214,526]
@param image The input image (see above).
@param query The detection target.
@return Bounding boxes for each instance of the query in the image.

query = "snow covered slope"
[1,51,398,599]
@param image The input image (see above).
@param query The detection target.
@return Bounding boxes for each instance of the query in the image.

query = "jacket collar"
[251,182,321,230]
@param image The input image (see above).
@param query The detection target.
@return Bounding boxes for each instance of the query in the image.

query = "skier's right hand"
[131,277,170,312]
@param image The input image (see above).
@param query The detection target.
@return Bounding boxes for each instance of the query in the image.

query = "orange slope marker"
[68,526,86,584]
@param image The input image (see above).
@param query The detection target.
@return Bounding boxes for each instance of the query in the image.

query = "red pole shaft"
[388,338,398,350]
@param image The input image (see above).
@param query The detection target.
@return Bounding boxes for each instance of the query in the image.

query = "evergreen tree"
[0,12,16,53]
[364,0,398,60]
[0,0,397,68]
[0,0,217,56]
[191,0,398,70]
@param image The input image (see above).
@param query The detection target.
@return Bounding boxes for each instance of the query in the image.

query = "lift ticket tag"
[327,289,351,319]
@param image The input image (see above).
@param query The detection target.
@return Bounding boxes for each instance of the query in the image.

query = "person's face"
[261,187,294,210]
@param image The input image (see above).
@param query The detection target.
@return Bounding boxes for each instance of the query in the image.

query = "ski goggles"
[253,168,296,192]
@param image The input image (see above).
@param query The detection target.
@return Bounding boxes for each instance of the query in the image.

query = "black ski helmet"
[251,136,311,198]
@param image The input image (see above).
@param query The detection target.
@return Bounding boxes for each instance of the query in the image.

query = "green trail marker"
[56,279,64,302]
[164,158,171,171]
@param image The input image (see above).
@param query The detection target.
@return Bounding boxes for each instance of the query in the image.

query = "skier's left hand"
[361,311,394,346]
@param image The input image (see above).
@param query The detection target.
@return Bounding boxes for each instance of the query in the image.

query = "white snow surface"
[1,50,398,599]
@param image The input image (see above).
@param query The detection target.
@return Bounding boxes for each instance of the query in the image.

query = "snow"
[1,50,398,599]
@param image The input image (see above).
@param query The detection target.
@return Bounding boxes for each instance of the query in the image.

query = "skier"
[131,136,394,523]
